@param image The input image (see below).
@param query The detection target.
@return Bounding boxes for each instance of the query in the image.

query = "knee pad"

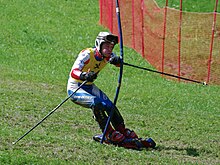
[92,103,124,130]
[91,103,108,131]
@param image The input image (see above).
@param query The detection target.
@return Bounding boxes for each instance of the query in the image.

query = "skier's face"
[101,42,114,57]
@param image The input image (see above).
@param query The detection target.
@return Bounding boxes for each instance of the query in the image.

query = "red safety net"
[99,0,220,85]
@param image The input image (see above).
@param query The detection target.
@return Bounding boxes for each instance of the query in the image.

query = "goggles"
[98,35,118,45]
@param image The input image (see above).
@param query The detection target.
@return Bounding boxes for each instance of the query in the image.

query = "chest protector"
[82,48,108,74]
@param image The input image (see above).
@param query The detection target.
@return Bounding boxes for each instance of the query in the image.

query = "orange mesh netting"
[99,0,220,85]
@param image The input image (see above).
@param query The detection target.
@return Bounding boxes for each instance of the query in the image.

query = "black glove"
[109,56,121,65]
[80,71,97,82]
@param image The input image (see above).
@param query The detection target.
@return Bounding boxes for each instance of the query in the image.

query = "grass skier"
[67,32,156,150]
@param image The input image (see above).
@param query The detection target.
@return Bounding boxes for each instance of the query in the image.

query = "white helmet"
[95,32,118,54]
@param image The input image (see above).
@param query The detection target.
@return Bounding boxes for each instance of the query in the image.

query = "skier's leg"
[91,103,125,144]
[68,83,146,148]
[104,105,138,139]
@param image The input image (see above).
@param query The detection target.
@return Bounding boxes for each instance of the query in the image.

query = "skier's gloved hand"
[109,56,121,65]
[80,71,97,82]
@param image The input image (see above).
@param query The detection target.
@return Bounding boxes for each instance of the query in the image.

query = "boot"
[116,124,138,139]
[120,137,156,150]
[107,130,125,144]
[93,131,141,150]
[93,132,155,150]
[93,126,125,145]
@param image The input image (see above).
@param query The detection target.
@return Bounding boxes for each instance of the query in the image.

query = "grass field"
[155,0,220,12]
[0,0,220,164]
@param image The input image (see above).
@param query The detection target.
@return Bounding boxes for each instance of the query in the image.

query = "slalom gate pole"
[13,80,87,145]
[101,0,124,144]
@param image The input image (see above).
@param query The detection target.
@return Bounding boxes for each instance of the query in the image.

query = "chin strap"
[101,0,124,144]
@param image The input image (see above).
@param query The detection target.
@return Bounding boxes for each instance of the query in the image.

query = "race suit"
[67,47,124,132]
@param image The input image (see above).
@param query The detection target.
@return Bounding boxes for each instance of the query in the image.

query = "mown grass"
[0,0,220,164]
[155,0,220,12]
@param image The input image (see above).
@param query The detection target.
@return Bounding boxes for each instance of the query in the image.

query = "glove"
[80,71,97,82]
[109,56,121,65]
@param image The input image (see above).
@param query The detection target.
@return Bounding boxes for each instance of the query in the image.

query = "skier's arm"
[70,50,90,80]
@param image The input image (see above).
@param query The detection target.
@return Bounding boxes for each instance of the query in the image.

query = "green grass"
[1,0,220,164]
[155,0,220,12]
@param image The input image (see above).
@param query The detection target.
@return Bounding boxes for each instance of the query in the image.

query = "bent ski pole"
[123,62,207,85]
[12,80,87,145]
[101,0,124,144]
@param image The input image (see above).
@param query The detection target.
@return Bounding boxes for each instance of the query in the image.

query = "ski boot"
[93,133,156,150]
[93,130,125,145]
[116,124,138,139]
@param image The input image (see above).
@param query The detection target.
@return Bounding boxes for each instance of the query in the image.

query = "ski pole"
[12,80,87,145]
[123,62,207,85]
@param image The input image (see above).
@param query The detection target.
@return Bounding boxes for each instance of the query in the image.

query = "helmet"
[95,32,118,53]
